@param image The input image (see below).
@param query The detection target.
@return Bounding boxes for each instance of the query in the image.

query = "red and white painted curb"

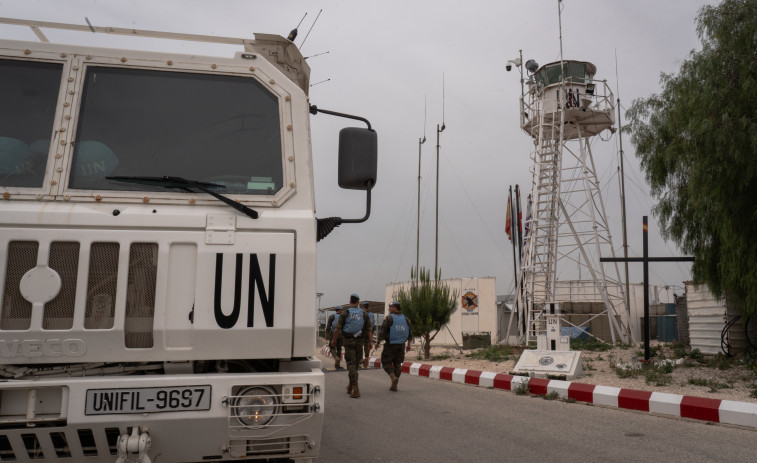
[364,357,757,429]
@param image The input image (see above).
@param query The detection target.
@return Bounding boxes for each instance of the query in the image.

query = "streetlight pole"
[434,122,445,277]
[416,135,426,281]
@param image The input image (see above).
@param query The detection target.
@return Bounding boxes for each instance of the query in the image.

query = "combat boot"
[362,358,370,369]
[334,358,341,369]
[347,382,353,395]
[390,373,399,392]
[350,383,360,398]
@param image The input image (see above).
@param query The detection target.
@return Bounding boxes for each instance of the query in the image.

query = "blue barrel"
[657,314,678,342]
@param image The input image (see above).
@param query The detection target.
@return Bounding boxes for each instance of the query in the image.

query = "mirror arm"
[340,180,372,224]
[316,180,373,241]
[309,104,373,131]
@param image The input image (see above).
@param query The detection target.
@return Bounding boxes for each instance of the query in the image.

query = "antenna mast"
[435,76,446,277]
[416,95,427,280]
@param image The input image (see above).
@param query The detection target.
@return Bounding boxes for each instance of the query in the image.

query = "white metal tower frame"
[514,60,632,345]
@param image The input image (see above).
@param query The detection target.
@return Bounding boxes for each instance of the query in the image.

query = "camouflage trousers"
[381,344,406,377]
[363,336,371,359]
[329,335,343,362]
[342,337,364,384]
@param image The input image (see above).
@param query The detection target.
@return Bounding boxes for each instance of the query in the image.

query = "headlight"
[233,386,279,427]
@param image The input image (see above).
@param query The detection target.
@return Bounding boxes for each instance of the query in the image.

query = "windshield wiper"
[106,175,259,219]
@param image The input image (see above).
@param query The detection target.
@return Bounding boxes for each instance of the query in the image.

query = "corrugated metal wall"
[685,282,726,355]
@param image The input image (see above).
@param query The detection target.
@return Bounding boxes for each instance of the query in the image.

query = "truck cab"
[0,18,376,463]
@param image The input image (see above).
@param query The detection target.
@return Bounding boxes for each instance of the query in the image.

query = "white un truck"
[0,18,377,463]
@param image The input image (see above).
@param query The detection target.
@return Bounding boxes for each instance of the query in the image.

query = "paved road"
[318,360,756,462]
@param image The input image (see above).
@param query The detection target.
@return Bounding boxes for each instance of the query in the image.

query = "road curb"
[366,357,757,429]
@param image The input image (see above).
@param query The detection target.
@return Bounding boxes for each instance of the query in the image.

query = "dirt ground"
[391,341,757,404]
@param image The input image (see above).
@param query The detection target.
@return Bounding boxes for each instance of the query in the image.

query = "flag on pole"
[505,193,512,241]
[517,189,523,237]
[523,194,532,239]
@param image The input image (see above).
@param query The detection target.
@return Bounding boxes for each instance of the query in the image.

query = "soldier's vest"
[343,307,364,336]
[389,313,409,344]
[331,314,339,332]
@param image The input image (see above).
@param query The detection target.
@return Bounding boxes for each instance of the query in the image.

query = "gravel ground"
[400,341,757,404]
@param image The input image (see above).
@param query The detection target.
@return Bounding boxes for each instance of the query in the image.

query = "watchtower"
[514,59,632,345]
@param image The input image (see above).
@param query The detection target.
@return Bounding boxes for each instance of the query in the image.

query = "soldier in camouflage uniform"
[331,294,372,398]
[326,306,343,369]
[360,302,372,368]
[376,301,413,391]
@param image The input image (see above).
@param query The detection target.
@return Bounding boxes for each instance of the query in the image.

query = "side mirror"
[338,128,377,190]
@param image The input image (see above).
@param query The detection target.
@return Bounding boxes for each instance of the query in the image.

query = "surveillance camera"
[506,64,512,72]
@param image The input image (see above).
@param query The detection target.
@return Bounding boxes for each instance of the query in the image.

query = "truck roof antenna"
[287,12,307,42]
[299,9,322,50]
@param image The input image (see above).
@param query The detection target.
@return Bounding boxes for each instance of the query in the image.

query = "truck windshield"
[69,66,283,195]
[0,59,62,188]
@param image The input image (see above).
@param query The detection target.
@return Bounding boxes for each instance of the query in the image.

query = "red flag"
[505,193,512,241]
[517,189,523,236]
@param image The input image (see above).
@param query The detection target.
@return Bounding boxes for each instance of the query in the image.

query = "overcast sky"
[1,0,715,308]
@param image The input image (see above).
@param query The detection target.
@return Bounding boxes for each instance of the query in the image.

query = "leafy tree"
[625,0,757,317]
[395,267,459,360]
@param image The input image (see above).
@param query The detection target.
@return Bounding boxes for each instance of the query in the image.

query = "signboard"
[462,291,478,312]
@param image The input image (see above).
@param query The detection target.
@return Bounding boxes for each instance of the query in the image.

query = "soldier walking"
[331,294,372,398]
[377,301,413,391]
[326,306,344,369]
[360,301,372,368]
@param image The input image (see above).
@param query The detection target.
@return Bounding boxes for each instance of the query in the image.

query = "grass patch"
[613,362,674,386]
[688,378,708,387]
[431,353,451,361]
[613,366,645,379]
[687,377,732,392]
[645,369,672,386]
[466,345,512,362]
[543,391,560,400]
[671,341,688,359]
[513,380,530,396]
[570,336,611,352]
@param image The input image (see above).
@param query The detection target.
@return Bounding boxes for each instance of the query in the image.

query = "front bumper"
[0,368,324,462]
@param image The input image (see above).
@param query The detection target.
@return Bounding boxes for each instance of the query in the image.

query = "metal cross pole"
[600,216,695,360]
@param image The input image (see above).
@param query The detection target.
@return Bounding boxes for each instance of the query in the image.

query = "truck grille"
[227,436,309,458]
[43,242,79,330]
[0,241,37,331]
[84,242,119,330]
[0,427,120,460]
[1,240,157,349]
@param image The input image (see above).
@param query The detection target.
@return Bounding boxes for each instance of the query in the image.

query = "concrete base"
[512,350,583,379]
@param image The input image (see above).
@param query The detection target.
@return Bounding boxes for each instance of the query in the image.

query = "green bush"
[689,348,704,361]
